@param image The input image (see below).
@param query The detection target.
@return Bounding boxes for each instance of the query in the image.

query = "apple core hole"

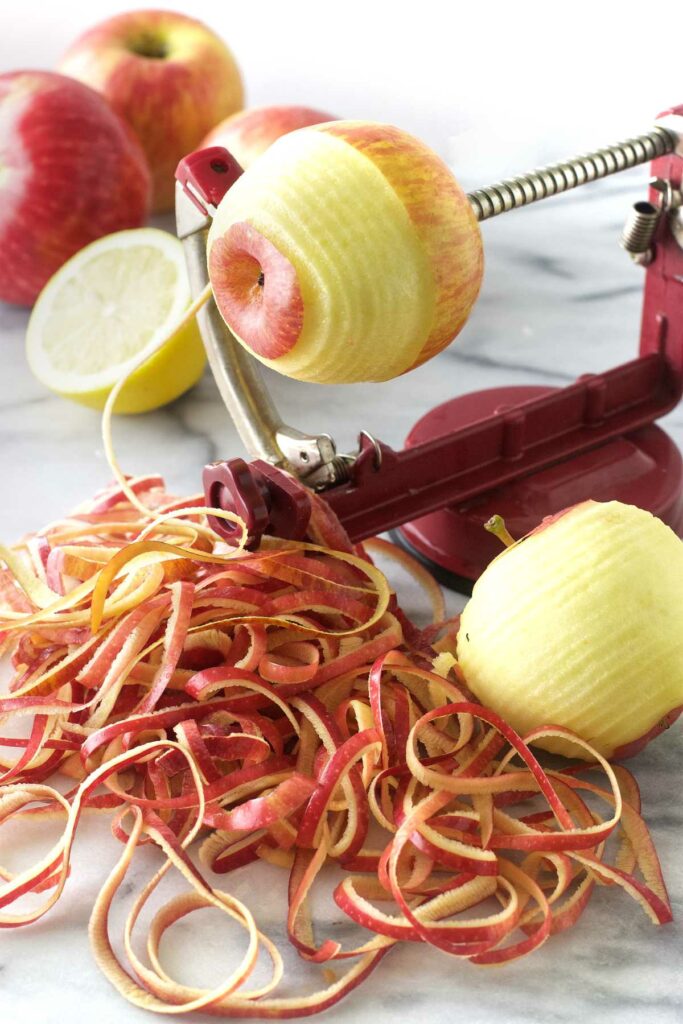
[216,250,265,303]
[129,34,168,59]
[208,222,304,360]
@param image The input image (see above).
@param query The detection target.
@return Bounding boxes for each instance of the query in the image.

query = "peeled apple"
[207,120,483,384]
[457,501,683,759]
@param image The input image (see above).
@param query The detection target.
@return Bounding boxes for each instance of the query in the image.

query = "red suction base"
[396,385,683,593]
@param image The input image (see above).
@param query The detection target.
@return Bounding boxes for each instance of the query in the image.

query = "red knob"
[203,459,312,549]
[203,459,269,548]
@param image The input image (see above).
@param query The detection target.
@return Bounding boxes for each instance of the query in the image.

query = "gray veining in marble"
[1,167,682,1024]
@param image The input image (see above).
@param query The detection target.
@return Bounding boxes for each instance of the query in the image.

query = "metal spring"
[467,126,675,221]
[620,200,661,255]
[313,455,353,490]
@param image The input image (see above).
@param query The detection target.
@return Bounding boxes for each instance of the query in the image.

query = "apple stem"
[484,515,516,548]
[129,34,168,59]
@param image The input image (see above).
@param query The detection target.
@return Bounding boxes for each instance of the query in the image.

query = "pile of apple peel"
[0,478,672,1018]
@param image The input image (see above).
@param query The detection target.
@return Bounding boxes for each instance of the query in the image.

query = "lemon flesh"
[26,228,205,413]
[457,501,683,759]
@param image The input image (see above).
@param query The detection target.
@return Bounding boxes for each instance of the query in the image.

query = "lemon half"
[26,228,206,413]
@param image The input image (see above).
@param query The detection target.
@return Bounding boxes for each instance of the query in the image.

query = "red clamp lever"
[203,349,681,548]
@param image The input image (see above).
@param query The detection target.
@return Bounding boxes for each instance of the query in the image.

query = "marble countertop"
[1,170,682,1024]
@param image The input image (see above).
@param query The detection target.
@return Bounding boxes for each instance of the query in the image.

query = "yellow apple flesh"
[457,501,683,759]
[207,120,483,384]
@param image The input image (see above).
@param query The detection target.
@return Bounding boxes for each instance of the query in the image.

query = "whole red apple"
[202,105,338,169]
[59,9,244,212]
[0,71,150,308]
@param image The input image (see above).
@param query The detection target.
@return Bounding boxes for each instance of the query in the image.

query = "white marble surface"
[2,167,682,1024]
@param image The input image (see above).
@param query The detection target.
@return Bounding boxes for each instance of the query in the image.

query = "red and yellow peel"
[0,477,673,1017]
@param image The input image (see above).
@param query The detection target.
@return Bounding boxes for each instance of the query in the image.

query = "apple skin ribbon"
[0,476,672,1017]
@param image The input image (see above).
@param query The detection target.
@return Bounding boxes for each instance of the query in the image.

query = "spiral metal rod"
[467,126,675,221]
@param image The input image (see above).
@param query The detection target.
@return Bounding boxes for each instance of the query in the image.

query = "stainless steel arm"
[182,221,287,465]
[176,183,338,482]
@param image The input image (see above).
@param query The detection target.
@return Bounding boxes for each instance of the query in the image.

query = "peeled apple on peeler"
[206,120,484,384]
[457,500,683,760]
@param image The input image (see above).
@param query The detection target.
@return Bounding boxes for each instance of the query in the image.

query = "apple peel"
[0,477,674,1016]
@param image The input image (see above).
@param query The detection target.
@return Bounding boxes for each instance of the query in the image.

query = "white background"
[2,0,683,188]
[1,8,683,1024]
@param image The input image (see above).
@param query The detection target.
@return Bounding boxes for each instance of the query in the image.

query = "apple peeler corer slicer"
[174,105,683,592]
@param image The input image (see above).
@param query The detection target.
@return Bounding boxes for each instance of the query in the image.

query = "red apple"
[59,9,244,212]
[202,105,337,169]
[0,71,150,308]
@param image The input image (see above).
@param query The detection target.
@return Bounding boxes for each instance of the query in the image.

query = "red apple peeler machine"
[174,106,683,592]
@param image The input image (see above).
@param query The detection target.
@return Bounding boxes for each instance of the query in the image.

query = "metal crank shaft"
[467,126,675,221]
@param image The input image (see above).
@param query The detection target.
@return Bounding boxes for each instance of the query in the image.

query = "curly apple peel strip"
[0,476,673,1017]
